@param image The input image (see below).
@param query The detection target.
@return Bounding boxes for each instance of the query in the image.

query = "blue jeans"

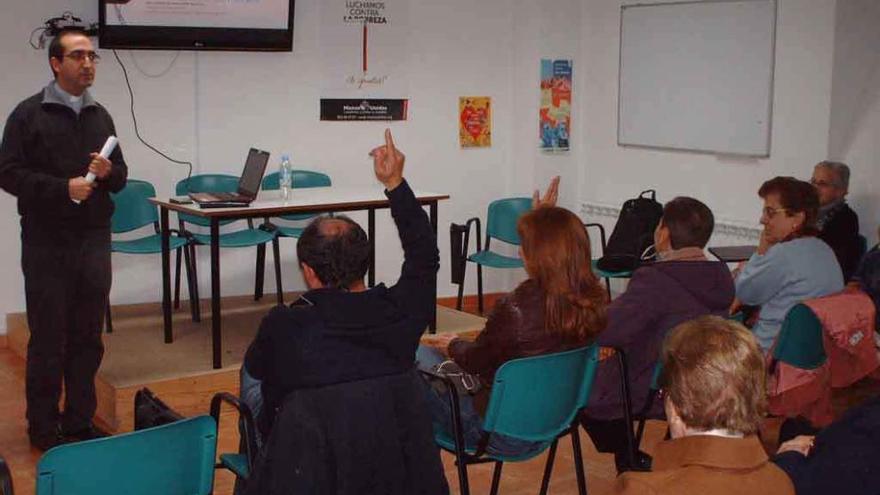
[415,345,545,459]
[239,365,265,451]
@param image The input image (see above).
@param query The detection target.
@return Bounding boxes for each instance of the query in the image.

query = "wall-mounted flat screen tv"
[99,0,294,51]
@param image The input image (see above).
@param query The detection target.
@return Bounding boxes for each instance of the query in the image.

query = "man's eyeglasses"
[762,207,788,218]
[63,50,101,63]
[809,178,837,189]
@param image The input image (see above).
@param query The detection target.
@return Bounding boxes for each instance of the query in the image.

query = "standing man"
[0,29,127,450]
[811,161,861,281]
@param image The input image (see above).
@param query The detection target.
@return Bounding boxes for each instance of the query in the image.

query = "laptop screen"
[238,148,270,197]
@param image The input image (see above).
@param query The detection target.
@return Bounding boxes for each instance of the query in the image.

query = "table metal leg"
[211,219,222,369]
[368,208,376,287]
[429,201,438,333]
[161,207,173,343]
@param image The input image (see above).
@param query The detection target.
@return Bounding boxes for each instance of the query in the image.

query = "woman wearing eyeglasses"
[733,177,843,351]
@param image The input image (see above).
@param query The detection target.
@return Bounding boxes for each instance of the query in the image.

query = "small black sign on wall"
[320,99,408,121]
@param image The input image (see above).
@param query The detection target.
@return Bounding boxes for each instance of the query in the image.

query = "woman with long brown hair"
[417,178,607,457]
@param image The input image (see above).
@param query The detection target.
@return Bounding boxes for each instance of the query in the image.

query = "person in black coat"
[773,395,880,495]
[240,130,447,494]
[0,29,127,450]
[811,161,861,281]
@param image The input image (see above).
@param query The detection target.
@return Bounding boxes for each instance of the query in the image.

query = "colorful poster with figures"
[459,97,492,148]
[540,59,572,152]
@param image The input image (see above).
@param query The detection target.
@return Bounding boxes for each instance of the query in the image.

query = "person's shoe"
[29,431,74,451]
[63,424,111,442]
[615,449,653,473]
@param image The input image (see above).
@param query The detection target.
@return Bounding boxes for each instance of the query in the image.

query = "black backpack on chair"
[596,190,663,273]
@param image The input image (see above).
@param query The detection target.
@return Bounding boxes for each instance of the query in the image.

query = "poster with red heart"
[459,97,492,148]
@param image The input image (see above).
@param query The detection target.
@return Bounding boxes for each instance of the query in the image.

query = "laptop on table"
[189,148,270,208]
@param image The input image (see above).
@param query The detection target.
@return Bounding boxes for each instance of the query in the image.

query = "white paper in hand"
[73,136,118,204]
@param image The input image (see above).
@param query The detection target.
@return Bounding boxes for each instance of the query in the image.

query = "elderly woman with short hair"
[734,176,843,350]
[612,316,795,495]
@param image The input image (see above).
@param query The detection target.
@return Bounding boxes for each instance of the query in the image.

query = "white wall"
[3,0,878,334]
[578,0,837,234]
[829,0,880,242]
[0,0,584,332]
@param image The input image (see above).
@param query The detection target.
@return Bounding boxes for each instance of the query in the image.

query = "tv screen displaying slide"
[99,0,294,51]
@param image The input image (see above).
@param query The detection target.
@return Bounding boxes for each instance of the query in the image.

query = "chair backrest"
[486,197,532,246]
[0,454,12,495]
[858,234,868,260]
[249,369,447,494]
[175,174,240,227]
[263,170,332,190]
[36,416,217,495]
[482,345,599,442]
[111,179,158,234]
[773,303,827,370]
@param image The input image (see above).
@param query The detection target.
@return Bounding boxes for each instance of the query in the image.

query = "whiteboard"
[617,0,776,156]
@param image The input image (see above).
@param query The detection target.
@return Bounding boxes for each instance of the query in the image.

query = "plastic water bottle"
[279,154,292,202]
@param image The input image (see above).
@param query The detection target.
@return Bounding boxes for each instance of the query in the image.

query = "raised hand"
[532,176,560,209]
[369,128,405,191]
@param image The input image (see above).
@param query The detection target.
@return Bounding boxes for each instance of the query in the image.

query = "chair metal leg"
[539,438,559,495]
[455,263,467,311]
[173,247,182,309]
[254,243,266,301]
[189,244,200,319]
[272,238,283,305]
[476,264,484,315]
[571,426,588,495]
[489,461,503,495]
[105,299,113,334]
[182,246,200,322]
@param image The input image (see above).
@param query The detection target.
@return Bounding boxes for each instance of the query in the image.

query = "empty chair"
[35,416,217,495]
[451,197,532,313]
[108,179,198,332]
[255,170,332,299]
[175,175,283,305]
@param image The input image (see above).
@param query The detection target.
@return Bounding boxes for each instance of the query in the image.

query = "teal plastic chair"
[255,170,332,298]
[858,234,868,262]
[452,197,532,314]
[424,345,600,495]
[108,179,198,332]
[35,416,217,495]
[175,175,283,305]
[632,360,664,449]
[584,223,633,298]
[772,303,827,370]
[209,392,259,486]
[0,454,12,495]
[261,170,332,237]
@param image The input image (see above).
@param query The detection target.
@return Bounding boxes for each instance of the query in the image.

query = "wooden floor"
[0,346,672,495]
[0,292,877,494]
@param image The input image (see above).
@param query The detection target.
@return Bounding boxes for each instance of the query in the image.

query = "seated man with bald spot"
[243,130,440,440]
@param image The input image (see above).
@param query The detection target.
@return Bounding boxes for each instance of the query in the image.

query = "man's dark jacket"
[773,394,880,495]
[587,259,734,419]
[244,179,440,436]
[244,369,449,495]
[0,89,128,243]
[817,202,861,281]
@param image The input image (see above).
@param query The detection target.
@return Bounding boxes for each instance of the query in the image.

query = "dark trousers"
[22,229,111,439]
